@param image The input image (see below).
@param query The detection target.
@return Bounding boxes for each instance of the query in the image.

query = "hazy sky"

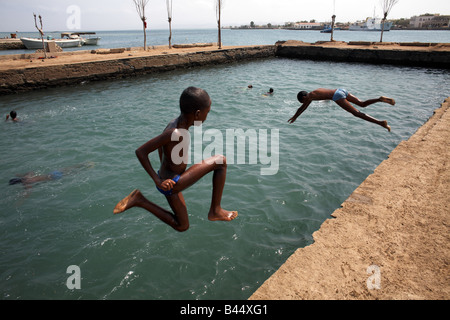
[0,0,449,32]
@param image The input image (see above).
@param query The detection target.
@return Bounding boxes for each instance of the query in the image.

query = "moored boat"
[83,37,101,45]
[62,32,101,46]
[349,17,392,31]
[20,37,82,49]
[320,24,341,33]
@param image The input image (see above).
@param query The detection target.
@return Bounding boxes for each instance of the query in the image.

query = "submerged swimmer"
[114,87,237,232]
[288,88,395,131]
[9,162,94,188]
[9,171,63,187]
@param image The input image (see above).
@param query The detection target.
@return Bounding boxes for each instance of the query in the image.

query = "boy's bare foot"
[208,208,238,221]
[380,96,395,105]
[382,120,391,132]
[113,189,142,214]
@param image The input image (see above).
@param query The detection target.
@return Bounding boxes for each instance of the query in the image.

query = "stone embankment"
[1,40,449,300]
[1,41,449,95]
[0,45,275,95]
[250,98,450,300]
[0,39,25,50]
[276,40,450,68]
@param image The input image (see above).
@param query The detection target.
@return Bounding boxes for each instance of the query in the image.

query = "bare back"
[159,117,189,178]
[308,88,336,101]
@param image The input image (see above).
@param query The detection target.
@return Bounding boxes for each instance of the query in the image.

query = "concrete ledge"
[250,98,450,300]
[0,45,275,95]
[2,41,449,95]
[275,41,450,68]
[0,39,25,50]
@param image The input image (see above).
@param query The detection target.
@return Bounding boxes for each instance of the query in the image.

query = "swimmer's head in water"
[297,91,308,103]
[10,111,17,119]
[9,178,23,185]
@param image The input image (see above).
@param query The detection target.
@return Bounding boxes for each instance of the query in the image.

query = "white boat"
[61,32,100,46]
[20,37,83,49]
[349,18,392,31]
[83,37,101,45]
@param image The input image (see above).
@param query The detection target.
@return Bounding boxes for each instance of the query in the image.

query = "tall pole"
[216,0,222,49]
[34,13,47,59]
[167,0,173,49]
[133,0,149,50]
[380,13,387,42]
[380,0,399,43]
[330,0,336,42]
[330,14,336,41]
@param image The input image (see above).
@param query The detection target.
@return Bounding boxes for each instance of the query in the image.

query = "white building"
[293,22,322,29]
[410,14,450,28]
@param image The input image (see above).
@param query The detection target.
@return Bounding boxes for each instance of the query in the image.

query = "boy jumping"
[288,88,395,131]
[113,87,237,232]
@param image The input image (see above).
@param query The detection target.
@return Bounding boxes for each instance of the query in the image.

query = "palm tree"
[133,0,149,50]
[215,0,223,49]
[380,0,399,42]
[166,0,173,49]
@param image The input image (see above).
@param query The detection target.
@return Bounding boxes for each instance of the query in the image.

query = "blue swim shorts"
[332,88,349,102]
[156,171,181,196]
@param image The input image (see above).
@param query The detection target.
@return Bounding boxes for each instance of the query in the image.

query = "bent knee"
[175,223,189,232]
[212,155,227,167]
[219,155,227,165]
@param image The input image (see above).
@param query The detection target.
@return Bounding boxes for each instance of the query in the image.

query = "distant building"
[410,14,450,28]
[292,22,322,30]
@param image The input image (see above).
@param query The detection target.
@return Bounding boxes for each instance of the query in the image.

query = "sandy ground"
[1,41,448,72]
[250,98,450,300]
[280,39,450,51]
[0,44,250,71]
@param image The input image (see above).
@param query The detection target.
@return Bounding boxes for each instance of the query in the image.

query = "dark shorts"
[156,172,181,196]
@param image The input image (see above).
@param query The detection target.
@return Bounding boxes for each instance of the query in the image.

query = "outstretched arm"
[288,101,311,124]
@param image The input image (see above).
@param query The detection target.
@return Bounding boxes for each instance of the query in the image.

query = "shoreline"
[0,38,25,50]
[1,41,449,95]
[276,40,450,68]
[0,44,275,95]
[250,97,450,300]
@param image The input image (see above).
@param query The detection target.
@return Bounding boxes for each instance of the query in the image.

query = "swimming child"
[9,171,63,187]
[288,88,395,131]
[5,111,19,122]
[8,162,94,189]
[113,87,237,232]
[262,88,274,97]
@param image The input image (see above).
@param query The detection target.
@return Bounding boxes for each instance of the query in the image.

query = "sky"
[0,0,449,32]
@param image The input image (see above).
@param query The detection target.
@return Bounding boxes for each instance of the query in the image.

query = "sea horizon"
[2,28,449,56]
